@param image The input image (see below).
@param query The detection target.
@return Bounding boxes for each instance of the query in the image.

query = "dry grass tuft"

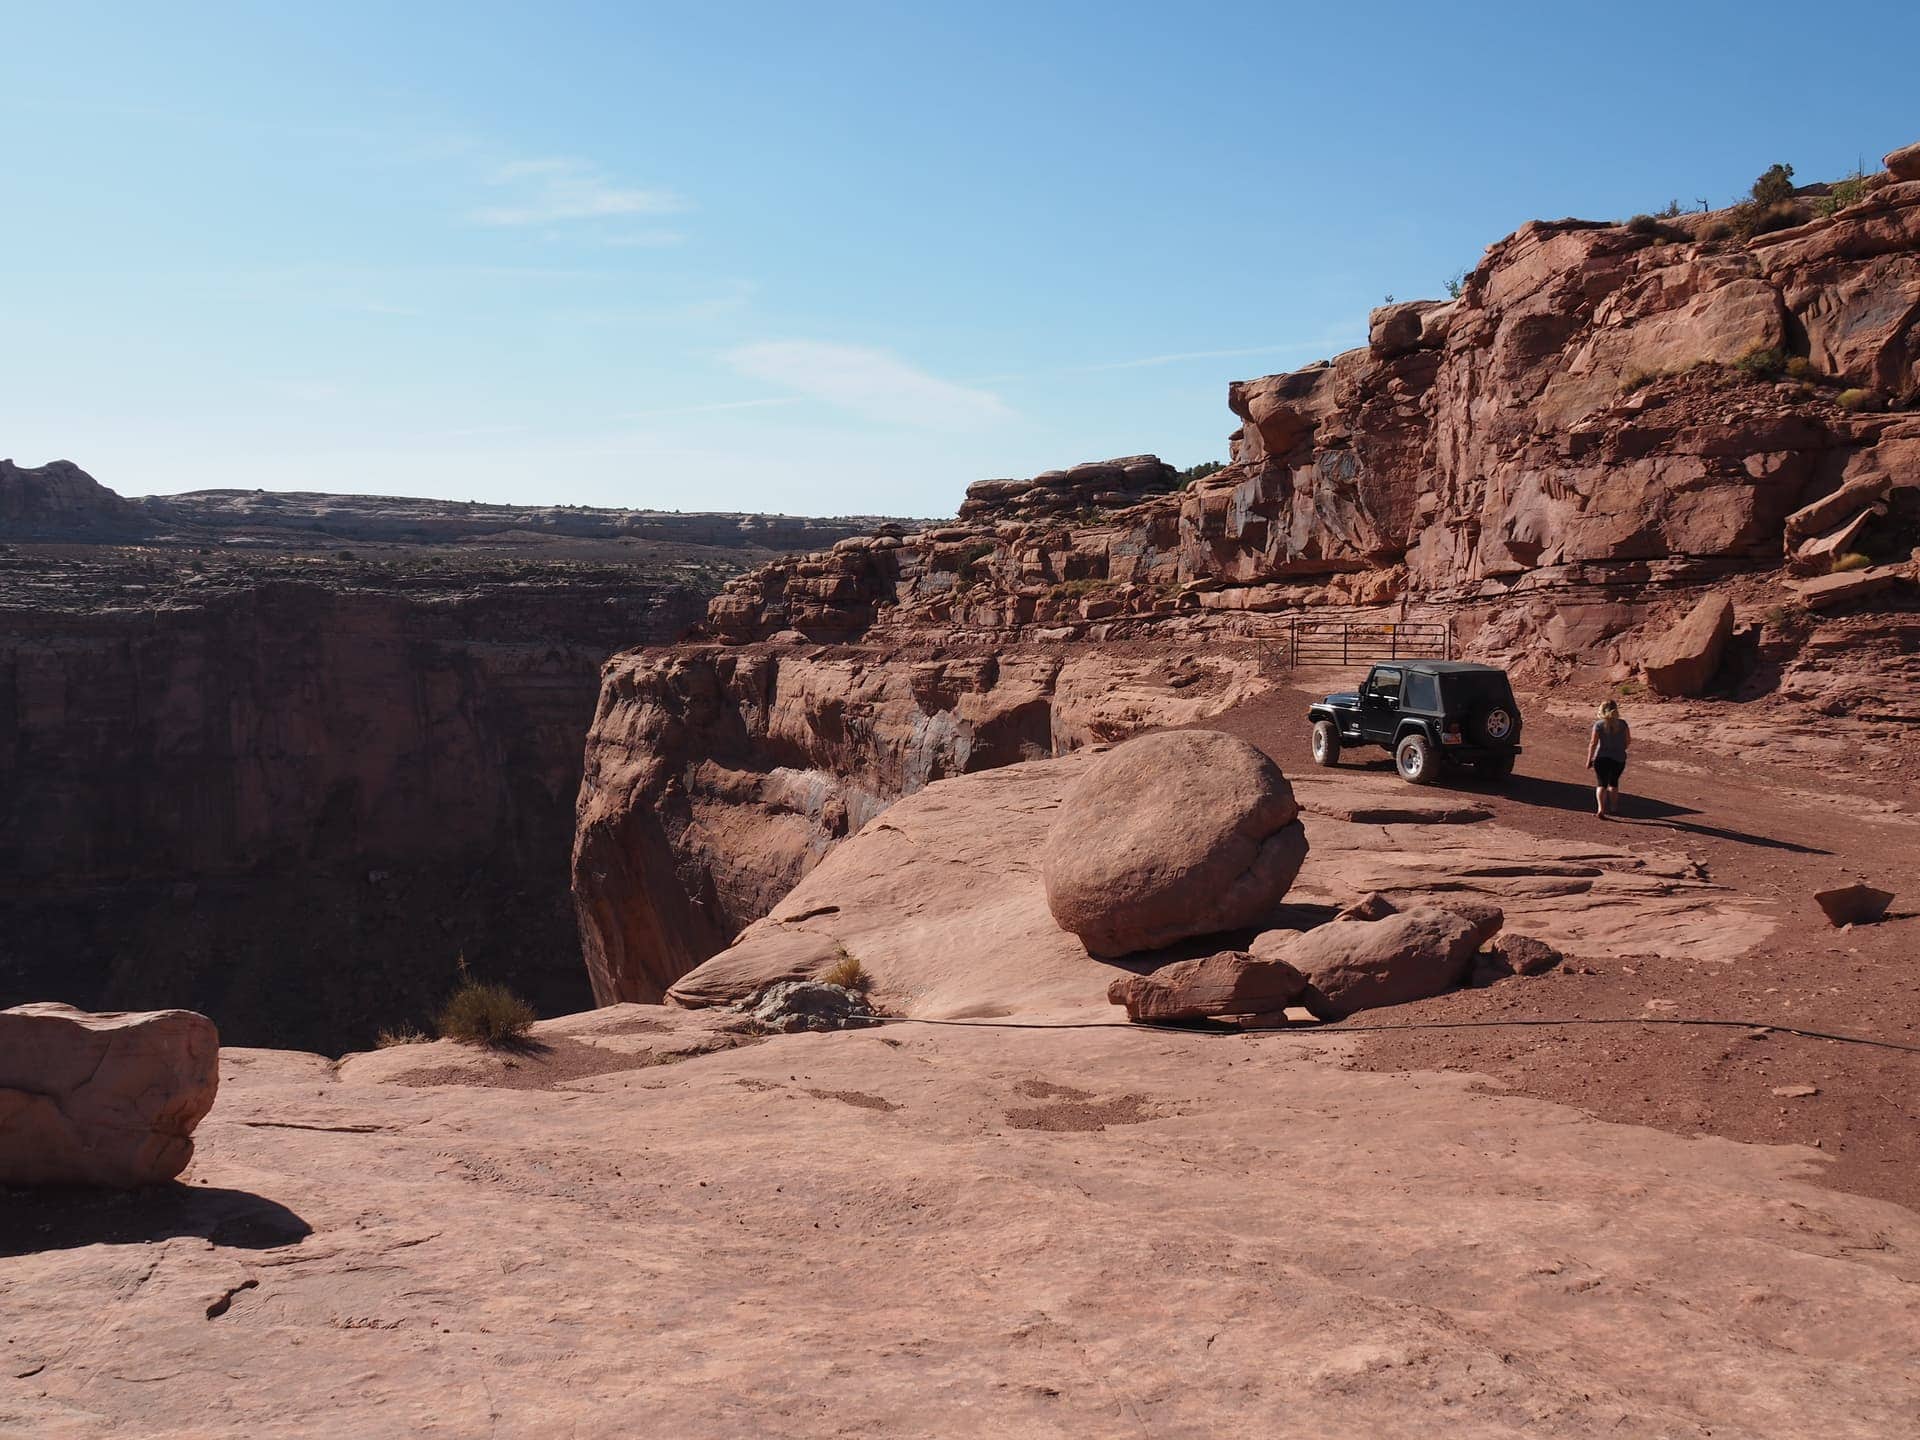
[437,981,537,1047]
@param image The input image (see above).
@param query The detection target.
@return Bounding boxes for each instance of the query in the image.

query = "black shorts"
[1592,757,1625,787]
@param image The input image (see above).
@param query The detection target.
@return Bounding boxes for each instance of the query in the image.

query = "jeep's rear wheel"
[1395,733,1437,785]
[1311,720,1342,768]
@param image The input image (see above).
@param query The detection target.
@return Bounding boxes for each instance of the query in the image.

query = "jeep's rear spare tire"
[1395,733,1436,785]
[1311,720,1342,768]
[1468,702,1516,748]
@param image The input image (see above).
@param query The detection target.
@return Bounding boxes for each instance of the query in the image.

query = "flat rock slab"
[4,1015,1917,1436]
[1302,799,1493,826]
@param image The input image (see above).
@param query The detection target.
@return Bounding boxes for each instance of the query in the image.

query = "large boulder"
[1106,950,1308,1024]
[1642,593,1735,697]
[1042,730,1308,958]
[0,1004,220,1187]
[1252,905,1497,1020]
[1885,140,1920,183]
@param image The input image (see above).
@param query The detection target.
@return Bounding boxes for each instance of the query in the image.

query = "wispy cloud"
[470,157,688,228]
[626,396,801,420]
[723,341,1012,429]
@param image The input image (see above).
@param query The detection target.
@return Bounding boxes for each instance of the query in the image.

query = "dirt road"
[1205,671,1920,1210]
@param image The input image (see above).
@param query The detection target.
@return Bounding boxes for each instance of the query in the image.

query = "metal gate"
[1282,618,1451,668]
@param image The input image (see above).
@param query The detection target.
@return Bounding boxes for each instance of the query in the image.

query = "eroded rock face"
[1042,730,1308,958]
[0,1003,219,1187]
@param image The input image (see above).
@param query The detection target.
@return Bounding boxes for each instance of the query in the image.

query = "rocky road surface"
[5,1005,1919,1438]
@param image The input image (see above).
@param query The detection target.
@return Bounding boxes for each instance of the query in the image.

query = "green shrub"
[1750,163,1796,206]
[1178,461,1225,486]
[1656,199,1684,219]
[1830,552,1873,573]
[1734,346,1785,379]
[1836,388,1875,411]
[1443,269,1468,299]
[1784,356,1815,380]
[436,981,536,1046]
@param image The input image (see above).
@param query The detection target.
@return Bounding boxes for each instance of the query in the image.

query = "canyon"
[0,460,915,1051]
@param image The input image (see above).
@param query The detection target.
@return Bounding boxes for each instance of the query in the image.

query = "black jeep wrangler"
[1307,660,1522,785]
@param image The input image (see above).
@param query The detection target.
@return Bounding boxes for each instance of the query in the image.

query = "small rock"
[1489,933,1563,977]
[735,981,879,1034]
[1813,883,1893,928]
[1335,892,1399,923]
[1771,1084,1819,1099]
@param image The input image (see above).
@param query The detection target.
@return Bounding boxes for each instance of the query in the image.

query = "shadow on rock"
[0,1182,313,1257]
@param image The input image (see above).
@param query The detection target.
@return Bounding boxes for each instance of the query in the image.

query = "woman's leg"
[1594,779,1607,817]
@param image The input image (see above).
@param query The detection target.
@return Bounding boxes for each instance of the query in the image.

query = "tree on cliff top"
[1750,163,1795,205]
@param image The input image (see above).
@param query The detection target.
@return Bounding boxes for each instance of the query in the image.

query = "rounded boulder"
[1042,730,1308,957]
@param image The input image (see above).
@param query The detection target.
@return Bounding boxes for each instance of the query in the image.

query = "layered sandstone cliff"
[575,148,1920,1007]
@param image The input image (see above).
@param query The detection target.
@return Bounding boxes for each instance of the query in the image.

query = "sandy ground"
[5,1007,1920,1439]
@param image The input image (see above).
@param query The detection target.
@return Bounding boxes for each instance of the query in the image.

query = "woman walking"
[1587,699,1631,819]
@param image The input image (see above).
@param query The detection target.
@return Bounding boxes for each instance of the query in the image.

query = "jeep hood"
[1323,691,1360,707]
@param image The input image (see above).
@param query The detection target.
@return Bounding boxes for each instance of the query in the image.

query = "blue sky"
[4,2,1917,516]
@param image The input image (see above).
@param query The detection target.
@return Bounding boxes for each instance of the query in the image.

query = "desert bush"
[1836,388,1875,411]
[1734,346,1786,379]
[1656,199,1684,219]
[1620,369,1665,393]
[1830,552,1874,573]
[1178,461,1224,486]
[818,946,868,991]
[1784,356,1815,380]
[1443,269,1468,299]
[1701,220,1735,242]
[1626,214,1658,234]
[1750,163,1796,206]
[1739,200,1808,238]
[1815,174,1871,217]
[436,981,536,1046]
[376,1026,429,1048]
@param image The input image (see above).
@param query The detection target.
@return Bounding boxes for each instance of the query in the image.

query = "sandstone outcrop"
[1105,949,1308,1024]
[1642,592,1735,695]
[1041,730,1308,957]
[0,1002,219,1186]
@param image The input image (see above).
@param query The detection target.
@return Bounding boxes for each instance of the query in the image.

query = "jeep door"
[1359,666,1402,744]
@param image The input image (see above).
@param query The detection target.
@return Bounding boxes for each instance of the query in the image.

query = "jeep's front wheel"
[1310,720,1342,768]
[1395,732,1437,785]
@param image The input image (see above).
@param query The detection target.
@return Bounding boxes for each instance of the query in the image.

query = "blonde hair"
[1598,700,1620,719]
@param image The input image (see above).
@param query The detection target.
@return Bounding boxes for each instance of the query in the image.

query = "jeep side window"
[1403,670,1438,712]
[1369,668,1402,704]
